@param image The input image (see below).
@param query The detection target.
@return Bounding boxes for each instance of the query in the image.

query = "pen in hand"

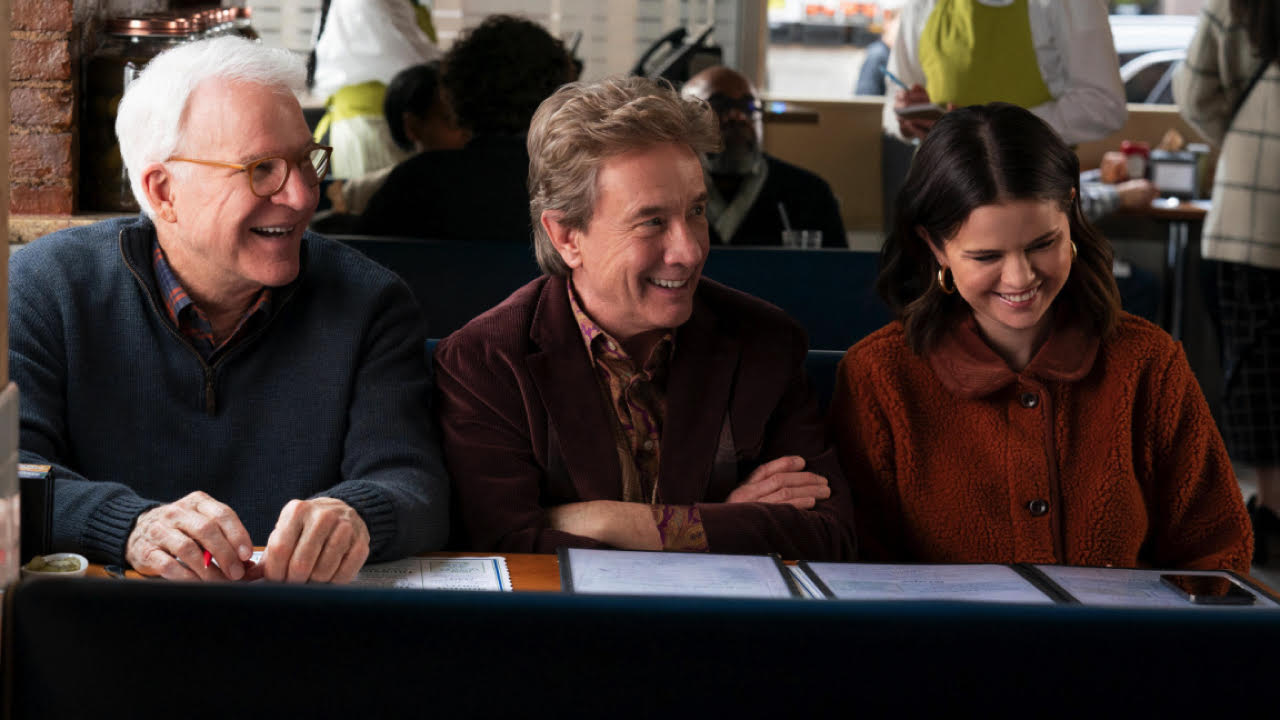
[202,549,212,568]
[881,65,910,93]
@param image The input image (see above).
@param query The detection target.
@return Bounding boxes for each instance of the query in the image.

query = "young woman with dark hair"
[829,103,1251,572]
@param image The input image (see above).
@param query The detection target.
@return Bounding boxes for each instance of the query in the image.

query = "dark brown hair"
[877,103,1121,355]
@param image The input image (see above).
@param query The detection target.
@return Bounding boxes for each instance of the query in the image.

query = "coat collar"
[927,310,1099,399]
[526,275,739,503]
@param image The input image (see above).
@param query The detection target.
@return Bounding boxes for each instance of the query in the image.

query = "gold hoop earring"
[936,266,955,295]
[1070,241,1078,260]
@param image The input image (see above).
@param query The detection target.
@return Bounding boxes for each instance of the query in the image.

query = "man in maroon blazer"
[433,76,855,560]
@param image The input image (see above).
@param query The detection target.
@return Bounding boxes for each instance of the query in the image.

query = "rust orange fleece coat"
[828,311,1252,573]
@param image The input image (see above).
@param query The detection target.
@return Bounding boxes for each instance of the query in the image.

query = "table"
[86,551,565,590]
[1118,198,1209,341]
[85,551,1280,601]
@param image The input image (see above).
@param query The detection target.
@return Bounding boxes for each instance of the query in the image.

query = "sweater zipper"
[119,229,300,418]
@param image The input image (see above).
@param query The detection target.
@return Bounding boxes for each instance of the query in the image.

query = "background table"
[1119,198,1209,341]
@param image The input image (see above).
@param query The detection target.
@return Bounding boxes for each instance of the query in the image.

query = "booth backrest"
[701,247,887,351]
[340,236,887,351]
[337,236,541,339]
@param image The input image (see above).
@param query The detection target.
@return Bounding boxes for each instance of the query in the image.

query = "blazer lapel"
[526,276,625,501]
[659,290,740,505]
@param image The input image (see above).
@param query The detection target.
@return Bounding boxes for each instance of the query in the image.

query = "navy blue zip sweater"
[9,215,449,564]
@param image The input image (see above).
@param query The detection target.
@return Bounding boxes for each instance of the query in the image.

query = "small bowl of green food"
[22,553,89,579]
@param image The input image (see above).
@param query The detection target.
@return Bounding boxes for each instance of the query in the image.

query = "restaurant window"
[762,0,1206,104]
[247,0,755,82]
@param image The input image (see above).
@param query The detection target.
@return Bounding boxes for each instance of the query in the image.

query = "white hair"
[115,36,306,217]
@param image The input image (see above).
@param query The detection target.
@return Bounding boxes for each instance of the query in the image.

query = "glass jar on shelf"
[231,6,260,41]
[81,16,192,212]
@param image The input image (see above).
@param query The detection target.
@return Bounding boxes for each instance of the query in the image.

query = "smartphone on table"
[1159,573,1256,605]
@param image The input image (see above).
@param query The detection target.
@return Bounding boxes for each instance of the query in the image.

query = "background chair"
[336,235,541,338]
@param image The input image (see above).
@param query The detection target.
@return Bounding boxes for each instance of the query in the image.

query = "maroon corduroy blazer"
[434,274,856,560]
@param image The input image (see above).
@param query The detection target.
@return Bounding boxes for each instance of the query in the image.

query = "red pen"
[202,549,212,568]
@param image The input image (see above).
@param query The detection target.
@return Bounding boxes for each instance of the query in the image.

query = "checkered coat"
[1174,0,1280,269]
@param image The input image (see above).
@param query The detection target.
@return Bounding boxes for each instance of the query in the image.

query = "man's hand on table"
[261,497,370,584]
[126,490,255,581]
[727,455,830,509]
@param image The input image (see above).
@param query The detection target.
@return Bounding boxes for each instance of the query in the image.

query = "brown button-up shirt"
[567,281,708,551]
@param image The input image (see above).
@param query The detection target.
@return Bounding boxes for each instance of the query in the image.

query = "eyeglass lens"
[249,147,331,196]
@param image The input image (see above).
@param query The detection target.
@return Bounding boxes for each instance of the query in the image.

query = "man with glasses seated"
[8,37,449,583]
[681,66,847,248]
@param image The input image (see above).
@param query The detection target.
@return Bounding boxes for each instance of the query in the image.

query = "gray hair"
[526,75,721,276]
[115,36,306,217]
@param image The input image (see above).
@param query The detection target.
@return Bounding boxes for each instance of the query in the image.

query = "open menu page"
[561,548,796,599]
[801,562,1056,604]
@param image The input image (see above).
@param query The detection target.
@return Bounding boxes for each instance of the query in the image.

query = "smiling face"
[149,78,318,307]
[552,142,710,354]
[929,199,1073,362]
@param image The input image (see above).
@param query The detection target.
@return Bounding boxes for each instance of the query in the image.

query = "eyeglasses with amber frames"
[167,144,333,198]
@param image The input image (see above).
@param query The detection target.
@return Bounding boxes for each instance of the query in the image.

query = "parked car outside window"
[1110,14,1198,104]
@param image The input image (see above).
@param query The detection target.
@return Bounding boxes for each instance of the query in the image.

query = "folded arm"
[693,339,856,561]
[434,338,612,553]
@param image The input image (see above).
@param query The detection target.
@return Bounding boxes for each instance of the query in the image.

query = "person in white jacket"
[881,0,1126,147]
[311,0,439,178]
[1173,0,1280,566]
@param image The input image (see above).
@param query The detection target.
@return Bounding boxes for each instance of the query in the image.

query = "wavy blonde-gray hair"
[526,76,721,275]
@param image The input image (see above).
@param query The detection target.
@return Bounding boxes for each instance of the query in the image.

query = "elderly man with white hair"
[8,37,449,583]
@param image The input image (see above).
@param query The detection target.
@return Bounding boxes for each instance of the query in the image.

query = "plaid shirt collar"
[152,241,272,360]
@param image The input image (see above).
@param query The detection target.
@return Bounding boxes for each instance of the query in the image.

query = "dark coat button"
[1019,392,1039,408]
[1028,499,1049,517]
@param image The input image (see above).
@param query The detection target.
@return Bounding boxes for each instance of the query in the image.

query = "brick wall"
[10,0,75,215]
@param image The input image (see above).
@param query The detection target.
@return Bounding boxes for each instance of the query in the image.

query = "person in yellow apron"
[311,0,439,179]
[881,0,1125,146]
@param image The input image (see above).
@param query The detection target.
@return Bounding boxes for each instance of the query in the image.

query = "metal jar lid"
[104,15,193,37]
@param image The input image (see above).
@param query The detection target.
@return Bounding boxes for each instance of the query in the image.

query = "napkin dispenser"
[1150,144,1209,200]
